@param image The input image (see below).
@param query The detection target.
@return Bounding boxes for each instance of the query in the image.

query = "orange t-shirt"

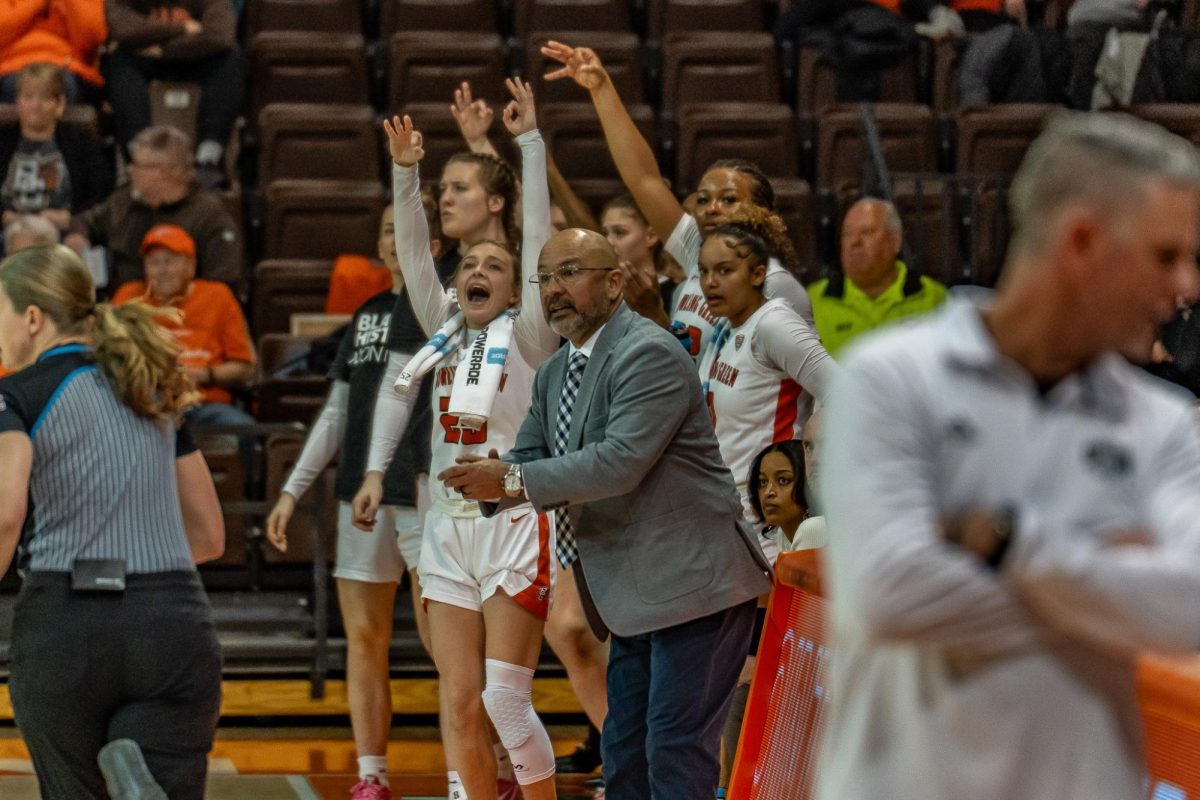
[325,254,393,315]
[112,279,255,405]
[869,0,902,14]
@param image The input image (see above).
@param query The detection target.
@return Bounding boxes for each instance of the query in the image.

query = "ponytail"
[93,302,200,419]
[0,245,199,421]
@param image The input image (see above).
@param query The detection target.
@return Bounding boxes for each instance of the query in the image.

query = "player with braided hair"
[696,208,838,533]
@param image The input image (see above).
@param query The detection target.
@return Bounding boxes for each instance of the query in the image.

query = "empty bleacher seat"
[252,259,334,336]
[674,102,797,191]
[379,0,498,36]
[257,103,381,183]
[661,31,781,112]
[524,31,643,105]
[796,46,920,114]
[816,103,936,192]
[397,102,472,185]
[201,447,248,567]
[954,103,1055,175]
[388,31,508,109]
[646,0,764,41]
[772,177,818,284]
[263,434,337,563]
[263,180,387,260]
[512,0,632,39]
[1128,104,1200,148]
[538,102,656,181]
[249,32,370,119]
[243,0,361,36]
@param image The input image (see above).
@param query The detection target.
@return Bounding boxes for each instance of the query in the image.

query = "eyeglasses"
[529,263,615,287]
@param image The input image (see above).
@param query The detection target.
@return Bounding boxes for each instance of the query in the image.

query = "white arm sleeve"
[393,162,455,337]
[751,304,839,403]
[822,350,1038,657]
[663,213,701,279]
[763,266,815,328]
[366,350,422,474]
[513,129,561,365]
[1008,405,1200,656]
[281,381,348,500]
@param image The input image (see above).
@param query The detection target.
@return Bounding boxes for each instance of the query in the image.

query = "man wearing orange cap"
[112,223,255,428]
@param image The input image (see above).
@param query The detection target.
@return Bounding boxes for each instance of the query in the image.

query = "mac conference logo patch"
[1084,440,1133,479]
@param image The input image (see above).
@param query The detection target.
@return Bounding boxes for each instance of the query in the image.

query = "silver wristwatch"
[503,463,524,497]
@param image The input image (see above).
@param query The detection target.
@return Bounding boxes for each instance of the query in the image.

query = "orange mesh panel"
[1140,654,1200,798]
[728,550,829,800]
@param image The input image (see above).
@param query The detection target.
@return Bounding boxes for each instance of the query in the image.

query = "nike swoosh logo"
[510,512,531,523]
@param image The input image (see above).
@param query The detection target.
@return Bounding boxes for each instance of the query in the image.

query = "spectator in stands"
[817,109,1200,800]
[1,64,113,236]
[0,0,107,104]
[103,0,245,188]
[808,198,947,357]
[1066,0,1156,109]
[3,213,59,256]
[65,124,242,294]
[111,224,254,429]
[326,192,447,317]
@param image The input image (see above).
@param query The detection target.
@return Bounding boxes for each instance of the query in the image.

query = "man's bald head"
[543,227,620,269]
[538,228,624,345]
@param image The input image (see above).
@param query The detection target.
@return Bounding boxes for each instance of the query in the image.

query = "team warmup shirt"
[282,289,431,507]
[818,295,1200,800]
[368,130,559,518]
[703,299,836,505]
[665,212,815,359]
[0,345,196,573]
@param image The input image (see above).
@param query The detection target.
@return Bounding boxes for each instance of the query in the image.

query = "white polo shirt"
[817,294,1200,800]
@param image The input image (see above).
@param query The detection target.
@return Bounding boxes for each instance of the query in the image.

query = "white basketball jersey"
[704,301,813,506]
[671,275,719,360]
[428,335,538,517]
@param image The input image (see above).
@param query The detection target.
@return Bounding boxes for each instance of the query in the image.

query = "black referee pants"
[9,571,222,800]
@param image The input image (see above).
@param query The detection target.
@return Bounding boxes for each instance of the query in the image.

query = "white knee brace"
[481,659,556,784]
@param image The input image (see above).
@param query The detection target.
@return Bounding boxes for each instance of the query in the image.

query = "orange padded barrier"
[727,550,828,800]
[1140,653,1200,799]
[729,550,1200,800]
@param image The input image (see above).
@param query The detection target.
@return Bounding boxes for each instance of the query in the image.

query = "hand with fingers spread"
[501,77,538,137]
[265,492,296,553]
[450,81,494,151]
[383,115,425,167]
[541,40,609,92]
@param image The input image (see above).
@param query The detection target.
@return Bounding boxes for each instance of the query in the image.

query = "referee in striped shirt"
[0,244,224,799]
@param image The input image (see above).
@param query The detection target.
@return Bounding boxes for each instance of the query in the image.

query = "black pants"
[9,571,222,800]
[105,45,245,148]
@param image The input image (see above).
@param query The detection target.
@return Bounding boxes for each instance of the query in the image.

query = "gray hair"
[1009,112,1200,259]
[4,213,60,254]
[847,197,903,237]
[130,125,194,172]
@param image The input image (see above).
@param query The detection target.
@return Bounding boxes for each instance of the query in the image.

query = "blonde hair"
[0,245,199,419]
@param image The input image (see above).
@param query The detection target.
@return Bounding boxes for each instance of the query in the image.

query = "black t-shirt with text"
[329,289,431,506]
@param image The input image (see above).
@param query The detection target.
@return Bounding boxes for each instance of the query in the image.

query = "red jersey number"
[439,396,488,445]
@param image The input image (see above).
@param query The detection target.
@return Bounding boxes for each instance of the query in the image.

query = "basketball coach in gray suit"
[441,228,772,799]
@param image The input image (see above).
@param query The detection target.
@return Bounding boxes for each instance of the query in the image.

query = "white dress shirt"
[817,295,1200,800]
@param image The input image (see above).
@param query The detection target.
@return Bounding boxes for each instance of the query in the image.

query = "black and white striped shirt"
[0,344,197,573]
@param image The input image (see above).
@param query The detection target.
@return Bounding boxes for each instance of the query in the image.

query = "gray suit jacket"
[504,303,772,639]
